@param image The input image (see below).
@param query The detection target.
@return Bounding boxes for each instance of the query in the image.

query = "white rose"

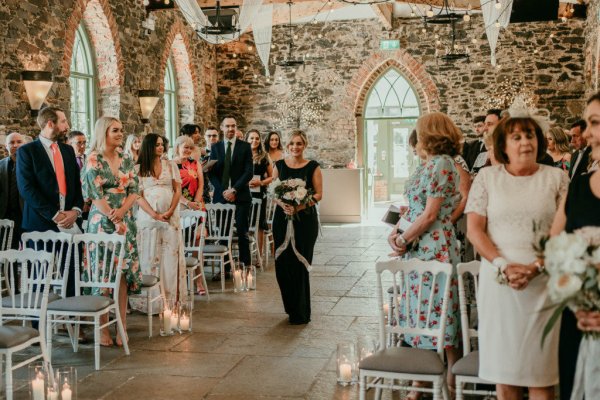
[591,247,600,264]
[283,191,296,201]
[548,273,583,303]
[560,258,588,274]
[546,232,588,263]
[295,187,308,201]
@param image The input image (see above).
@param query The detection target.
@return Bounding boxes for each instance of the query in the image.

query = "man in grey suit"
[0,132,25,248]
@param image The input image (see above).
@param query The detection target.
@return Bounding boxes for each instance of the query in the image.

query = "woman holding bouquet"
[466,108,569,400]
[550,92,600,400]
[272,130,322,325]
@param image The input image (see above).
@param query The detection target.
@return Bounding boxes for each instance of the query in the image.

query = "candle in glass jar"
[180,315,190,331]
[247,271,253,289]
[339,363,352,382]
[47,389,58,400]
[234,270,242,290]
[62,383,72,400]
[171,312,178,329]
[31,375,44,400]
[163,308,172,332]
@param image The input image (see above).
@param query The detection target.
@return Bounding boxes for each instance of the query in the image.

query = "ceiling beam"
[197,0,481,8]
[372,3,393,30]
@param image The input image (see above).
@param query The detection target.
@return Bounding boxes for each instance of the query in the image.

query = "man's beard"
[54,128,68,142]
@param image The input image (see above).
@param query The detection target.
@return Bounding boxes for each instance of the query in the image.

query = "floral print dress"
[400,155,460,349]
[82,151,142,295]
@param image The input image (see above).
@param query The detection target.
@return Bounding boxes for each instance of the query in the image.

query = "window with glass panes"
[364,69,419,118]
[164,57,178,144]
[69,24,96,139]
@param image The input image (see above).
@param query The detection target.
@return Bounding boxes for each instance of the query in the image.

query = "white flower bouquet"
[270,178,314,219]
[542,227,600,344]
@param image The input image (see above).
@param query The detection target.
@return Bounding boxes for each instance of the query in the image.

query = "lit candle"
[180,315,190,331]
[247,271,253,289]
[163,308,172,332]
[234,270,242,290]
[339,363,352,382]
[31,374,44,400]
[61,382,72,400]
[47,389,58,400]
[171,311,178,329]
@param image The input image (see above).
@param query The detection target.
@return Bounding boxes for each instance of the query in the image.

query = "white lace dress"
[465,164,569,387]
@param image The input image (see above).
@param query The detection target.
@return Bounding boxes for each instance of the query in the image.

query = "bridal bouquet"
[270,178,315,219]
[542,227,600,344]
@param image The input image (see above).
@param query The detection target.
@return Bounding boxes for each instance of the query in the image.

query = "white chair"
[180,210,208,303]
[204,204,235,292]
[130,221,169,337]
[46,233,129,370]
[0,249,54,400]
[0,220,13,251]
[263,197,276,269]
[454,261,496,400]
[359,258,453,400]
[233,198,263,268]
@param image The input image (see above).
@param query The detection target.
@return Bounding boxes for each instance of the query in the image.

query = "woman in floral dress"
[388,112,462,396]
[83,116,141,347]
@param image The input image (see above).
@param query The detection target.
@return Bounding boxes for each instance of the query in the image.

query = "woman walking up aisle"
[272,130,322,325]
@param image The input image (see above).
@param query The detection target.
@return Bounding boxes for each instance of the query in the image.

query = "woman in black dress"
[246,129,273,265]
[550,91,600,400]
[272,130,323,325]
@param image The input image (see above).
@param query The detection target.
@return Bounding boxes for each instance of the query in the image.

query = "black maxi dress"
[273,159,319,324]
[559,173,600,400]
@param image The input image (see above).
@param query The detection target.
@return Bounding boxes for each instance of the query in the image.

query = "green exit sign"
[380,40,400,50]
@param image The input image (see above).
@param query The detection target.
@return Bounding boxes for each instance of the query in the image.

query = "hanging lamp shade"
[138,90,160,124]
[21,71,53,116]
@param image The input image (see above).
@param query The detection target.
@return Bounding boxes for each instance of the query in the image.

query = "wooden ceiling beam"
[372,3,393,30]
[197,0,480,8]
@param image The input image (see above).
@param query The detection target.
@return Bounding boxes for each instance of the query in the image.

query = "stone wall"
[0,0,217,139]
[584,0,600,98]
[216,15,587,166]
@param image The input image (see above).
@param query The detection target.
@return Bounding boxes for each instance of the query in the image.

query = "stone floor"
[7,224,415,400]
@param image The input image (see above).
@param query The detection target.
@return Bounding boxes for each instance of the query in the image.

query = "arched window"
[365,69,419,118]
[164,57,178,144]
[70,24,96,138]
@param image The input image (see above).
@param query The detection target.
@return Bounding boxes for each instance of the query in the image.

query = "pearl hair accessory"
[506,94,553,134]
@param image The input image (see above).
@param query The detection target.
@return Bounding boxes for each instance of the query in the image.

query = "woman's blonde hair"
[547,126,571,154]
[89,116,121,154]
[124,133,140,158]
[174,135,194,157]
[286,130,309,147]
[416,112,462,157]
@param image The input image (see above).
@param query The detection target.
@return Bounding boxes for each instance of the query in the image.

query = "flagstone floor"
[8,224,416,400]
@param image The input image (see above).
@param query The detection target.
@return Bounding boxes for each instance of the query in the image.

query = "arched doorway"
[363,68,421,211]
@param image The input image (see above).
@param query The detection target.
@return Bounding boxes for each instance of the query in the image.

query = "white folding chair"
[0,220,14,251]
[454,261,496,400]
[233,198,263,268]
[359,258,453,400]
[204,204,235,292]
[263,197,276,269]
[46,233,129,370]
[180,210,208,303]
[0,249,53,400]
[130,221,169,337]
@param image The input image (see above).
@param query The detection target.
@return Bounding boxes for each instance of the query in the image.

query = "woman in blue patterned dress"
[388,112,462,395]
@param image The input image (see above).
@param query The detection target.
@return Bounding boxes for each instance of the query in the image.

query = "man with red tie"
[17,106,84,296]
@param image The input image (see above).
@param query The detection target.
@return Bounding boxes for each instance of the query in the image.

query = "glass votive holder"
[29,363,47,400]
[357,335,377,361]
[178,300,192,333]
[159,297,175,336]
[233,262,245,293]
[56,367,77,400]
[245,264,256,290]
[336,342,358,386]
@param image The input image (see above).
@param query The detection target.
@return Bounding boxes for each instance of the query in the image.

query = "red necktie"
[50,143,67,196]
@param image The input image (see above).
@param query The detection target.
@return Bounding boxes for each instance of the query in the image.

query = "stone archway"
[62,0,123,118]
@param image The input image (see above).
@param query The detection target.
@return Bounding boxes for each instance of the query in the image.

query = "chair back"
[180,210,206,256]
[0,219,14,251]
[0,249,54,322]
[265,196,276,229]
[376,258,453,357]
[249,198,262,235]
[205,204,235,244]
[21,231,73,298]
[73,233,126,296]
[457,261,480,355]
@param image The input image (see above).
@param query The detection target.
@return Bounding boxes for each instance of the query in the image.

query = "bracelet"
[396,234,407,246]
[492,257,508,273]
[534,260,545,274]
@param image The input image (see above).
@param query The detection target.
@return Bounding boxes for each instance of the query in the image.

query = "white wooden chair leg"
[73,318,80,352]
[46,316,53,361]
[455,379,463,400]
[433,378,443,400]
[5,354,12,400]
[359,374,366,400]
[147,289,152,338]
[221,256,226,292]
[94,316,100,370]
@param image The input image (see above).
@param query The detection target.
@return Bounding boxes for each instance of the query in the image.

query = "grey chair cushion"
[48,295,114,312]
[203,244,228,253]
[359,347,445,375]
[2,292,60,308]
[141,274,159,287]
[0,326,39,349]
[186,257,199,268]
[452,350,479,376]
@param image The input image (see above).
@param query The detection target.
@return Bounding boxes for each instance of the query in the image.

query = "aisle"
[13,224,397,399]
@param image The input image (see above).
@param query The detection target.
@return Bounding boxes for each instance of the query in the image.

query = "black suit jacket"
[16,139,84,232]
[208,139,253,204]
[569,146,591,179]
[0,157,23,218]
[462,139,485,171]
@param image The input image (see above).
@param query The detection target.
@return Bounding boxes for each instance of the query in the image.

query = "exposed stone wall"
[584,0,600,98]
[217,15,587,166]
[0,0,217,139]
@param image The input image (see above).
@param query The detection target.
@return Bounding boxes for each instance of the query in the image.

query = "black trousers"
[235,201,251,266]
[559,308,582,400]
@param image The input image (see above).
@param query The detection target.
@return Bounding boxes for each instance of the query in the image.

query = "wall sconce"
[21,71,53,117]
[138,90,160,124]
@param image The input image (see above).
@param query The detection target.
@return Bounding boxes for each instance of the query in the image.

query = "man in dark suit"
[208,117,253,270]
[568,119,590,179]
[463,110,502,174]
[68,130,87,171]
[0,132,25,249]
[17,106,84,297]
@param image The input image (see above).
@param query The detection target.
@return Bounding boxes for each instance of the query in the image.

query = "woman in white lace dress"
[465,115,568,400]
[130,133,187,314]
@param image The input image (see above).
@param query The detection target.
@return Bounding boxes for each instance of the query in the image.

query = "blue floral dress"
[401,155,460,349]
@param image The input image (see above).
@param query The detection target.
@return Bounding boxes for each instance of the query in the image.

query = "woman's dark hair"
[138,133,163,177]
[408,129,418,148]
[180,124,200,137]
[264,131,283,151]
[246,129,269,164]
[493,117,547,164]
